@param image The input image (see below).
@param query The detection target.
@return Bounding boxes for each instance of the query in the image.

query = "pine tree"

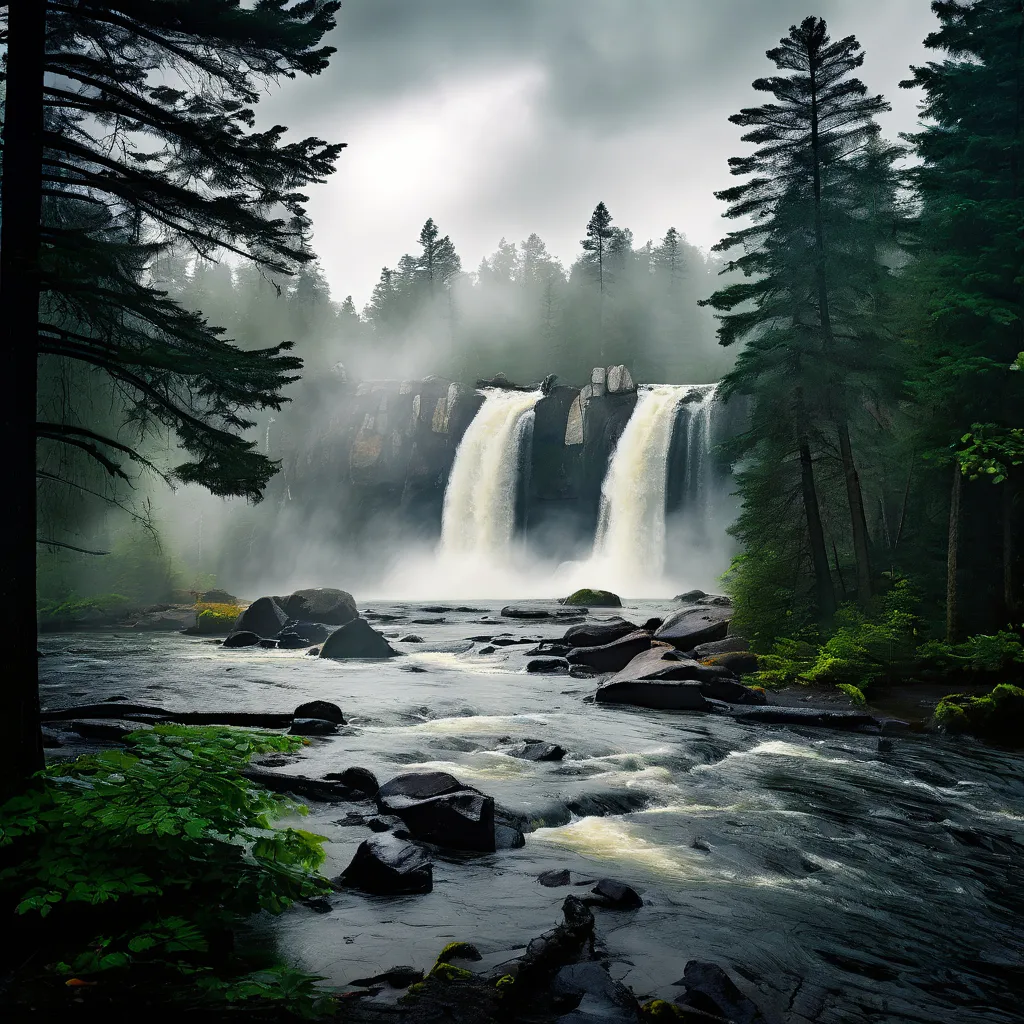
[901,0,1024,635]
[0,0,343,791]
[416,217,462,292]
[581,201,615,295]
[703,16,897,624]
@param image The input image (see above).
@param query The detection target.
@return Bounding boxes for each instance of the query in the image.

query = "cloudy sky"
[262,1,938,308]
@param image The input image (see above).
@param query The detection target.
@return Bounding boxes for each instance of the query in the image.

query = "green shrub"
[196,602,243,634]
[933,684,1024,743]
[919,631,1024,675]
[0,726,330,1014]
[835,683,867,705]
[37,593,130,627]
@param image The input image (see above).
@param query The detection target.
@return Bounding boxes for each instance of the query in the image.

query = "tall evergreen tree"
[416,217,462,292]
[0,0,343,791]
[581,201,615,295]
[901,0,1024,636]
[703,17,897,624]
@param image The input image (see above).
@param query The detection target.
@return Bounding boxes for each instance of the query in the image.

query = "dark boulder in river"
[293,700,345,725]
[588,878,643,910]
[377,771,498,852]
[729,706,877,729]
[319,617,396,659]
[675,960,771,1024]
[596,678,711,711]
[562,620,638,648]
[339,834,433,895]
[505,741,566,761]
[566,630,653,673]
[288,717,337,736]
[222,630,261,648]
[562,588,621,607]
[230,596,288,639]
[527,657,570,674]
[655,605,732,649]
[276,620,330,645]
[275,587,358,626]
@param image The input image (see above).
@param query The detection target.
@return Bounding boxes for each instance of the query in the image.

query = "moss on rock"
[563,588,621,607]
[934,683,1024,743]
[436,941,482,964]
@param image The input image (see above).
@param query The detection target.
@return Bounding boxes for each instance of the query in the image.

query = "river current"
[38,600,1024,1022]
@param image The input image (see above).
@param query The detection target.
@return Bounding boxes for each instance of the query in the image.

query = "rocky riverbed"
[38,598,1024,1023]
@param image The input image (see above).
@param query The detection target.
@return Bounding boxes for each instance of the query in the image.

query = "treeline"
[711,9,1023,654]
[346,210,727,385]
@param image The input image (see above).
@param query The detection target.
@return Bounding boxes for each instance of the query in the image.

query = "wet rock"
[276,588,358,626]
[339,834,433,895]
[495,822,527,849]
[230,596,288,639]
[655,606,732,650]
[280,620,331,645]
[294,700,345,725]
[588,878,643,909]
[729,706,878,729]
[302,896,333,913]
[567,630,653,673]
[41,729,63,748]
[377,771,496,852]
[698,675,767,704]
[306,646,321,656]
[675,589,707,602]
[596,678,711,711]
[243,769,368,802]
[506,741,567,761]
[880,718,911,735]
[692,836,712,853]
[563,588,621,608]
[539,869,572,887]
[642,617,664,632]
[350,966,424,989]
[288,717,338,736]
[553,962,639,1023]
[528,658,570,674]
[675,961,770,1024]
[491,635,541,647]
[258,638,279,649]
[69,719,152,741]
[479,645,496,655]
[607,647,722,684]
[698,595,732,607]
[325,766,379,797]
[222,630,261,648]
[701,651,760,676]
[502,605,588,619]
[562,620,638,648]
[276,631,310,649]
[517,896,596,992]
[529,643,572,657]
[319,617,396,659]
[692,636,749,659]
[569,665,599,679]
[398,634,424,643]
[367,814,408,834]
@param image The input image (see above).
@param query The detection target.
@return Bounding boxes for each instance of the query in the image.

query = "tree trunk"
[837,420,873,604]
[946,463,962,643]
[795,391,836,621]
[0,0,47,797]
[1004,477,1018,620]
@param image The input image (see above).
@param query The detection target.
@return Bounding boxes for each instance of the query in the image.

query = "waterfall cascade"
[439,388,542,558]
[587,383,722,592]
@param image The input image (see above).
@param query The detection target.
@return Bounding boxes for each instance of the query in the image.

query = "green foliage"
[934,684,1024,744]
[0,726,329,1013]
[36,593,129,627]
[437,942,482,963]
[956,423,1024,483]
[919,631,1024,675]
[196,602,243,634]
[723,552,818,653]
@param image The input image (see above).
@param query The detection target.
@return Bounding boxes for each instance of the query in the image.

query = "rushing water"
[439,388,542,559]
[38,605,1024,1023]
[679,383,720,520]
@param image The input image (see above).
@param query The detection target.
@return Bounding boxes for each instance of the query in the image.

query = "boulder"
[605,364,636,395]
[562,620,638,648]
[553,962,639,1023]
[655,606,732,650]
[675,961,770,1024]
[222,630,261,648]
[702,651,760,676]
[276,631,310,650]
[674,590,706,602]
[597,679,710,711]
[230,596,288,639]
[200,588,237,604]
[562,588,621,608]
[319,618,396,659]
[588,878,643,909]
[527,658,570,674]
[692,636,749,659]
[398,634,424,643]
[506,741,566,762]
[339,834,433,895]
[277,620,331,644]
[294,700,345,725]
[502,605,587,619]
[289,718,338,736]
[326,766,379,797]
[538,869,571,887]
[276,588,358,626]
[516,896,595,992]
[350,966,424,989]
[698,676,767,704]
[377,771,495,852]
[566,630,653,673]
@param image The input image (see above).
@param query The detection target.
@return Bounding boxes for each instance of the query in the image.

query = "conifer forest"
[1,3,1023,1022]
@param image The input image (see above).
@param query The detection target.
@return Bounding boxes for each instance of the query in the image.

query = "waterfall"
[680,383,720,519]
[592,385,691,578]
[440,388,542,558]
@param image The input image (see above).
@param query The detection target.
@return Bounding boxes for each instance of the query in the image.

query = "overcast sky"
[261,1,937,308]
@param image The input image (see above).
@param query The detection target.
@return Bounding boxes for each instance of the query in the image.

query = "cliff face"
[270,367,740,554]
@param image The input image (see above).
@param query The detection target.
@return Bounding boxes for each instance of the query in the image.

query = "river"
[38,600,1024,1023]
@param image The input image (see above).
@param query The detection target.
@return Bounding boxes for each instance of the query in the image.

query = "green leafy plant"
[919,631,1024,675]
[835,683,867,705]
[196,602,244,634]
[934,684,1024,743]
[0,726,330,1014]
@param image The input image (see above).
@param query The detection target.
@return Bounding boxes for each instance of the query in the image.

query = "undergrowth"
[0,726,331,1017]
